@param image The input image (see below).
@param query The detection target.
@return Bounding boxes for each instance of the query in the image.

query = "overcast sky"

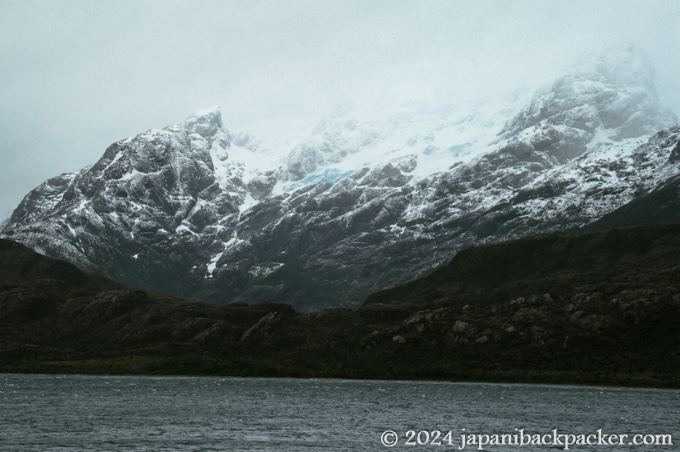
[1,0,679,221]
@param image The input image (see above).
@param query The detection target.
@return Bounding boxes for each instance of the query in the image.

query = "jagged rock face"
[2,46,679,311]
[4,107,244,299]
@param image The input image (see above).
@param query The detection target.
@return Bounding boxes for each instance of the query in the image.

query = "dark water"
[0,374,677,451]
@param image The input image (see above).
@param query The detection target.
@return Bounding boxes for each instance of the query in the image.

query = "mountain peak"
[182,106,224,138]
[591,43,655,91]
[558,44,656,94]
[500,44,675,146]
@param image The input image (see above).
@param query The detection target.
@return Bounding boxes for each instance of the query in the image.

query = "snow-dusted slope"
[2,45,679,311]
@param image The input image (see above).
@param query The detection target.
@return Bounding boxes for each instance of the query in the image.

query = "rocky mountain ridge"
[2,44,678,310]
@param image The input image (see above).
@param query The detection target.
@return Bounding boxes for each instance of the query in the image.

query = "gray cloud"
[1,0,679,220]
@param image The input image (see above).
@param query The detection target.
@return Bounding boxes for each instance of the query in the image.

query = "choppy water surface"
[0,374,677,451]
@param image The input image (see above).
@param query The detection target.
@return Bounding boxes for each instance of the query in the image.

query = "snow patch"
[249,263,284,278]
[206,251,223,278]
[239,193,258,215]
[66,223,77,237]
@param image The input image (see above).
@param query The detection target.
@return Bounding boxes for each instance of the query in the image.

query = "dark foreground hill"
[1,224,679,387]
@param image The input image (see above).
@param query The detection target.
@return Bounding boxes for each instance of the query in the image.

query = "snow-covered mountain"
[2,44,679,311]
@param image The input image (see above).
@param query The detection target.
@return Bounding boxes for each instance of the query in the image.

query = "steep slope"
[2,45,678,311]
[586,175,680,230]
[583,131,680,230]
[364,223,680,307]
